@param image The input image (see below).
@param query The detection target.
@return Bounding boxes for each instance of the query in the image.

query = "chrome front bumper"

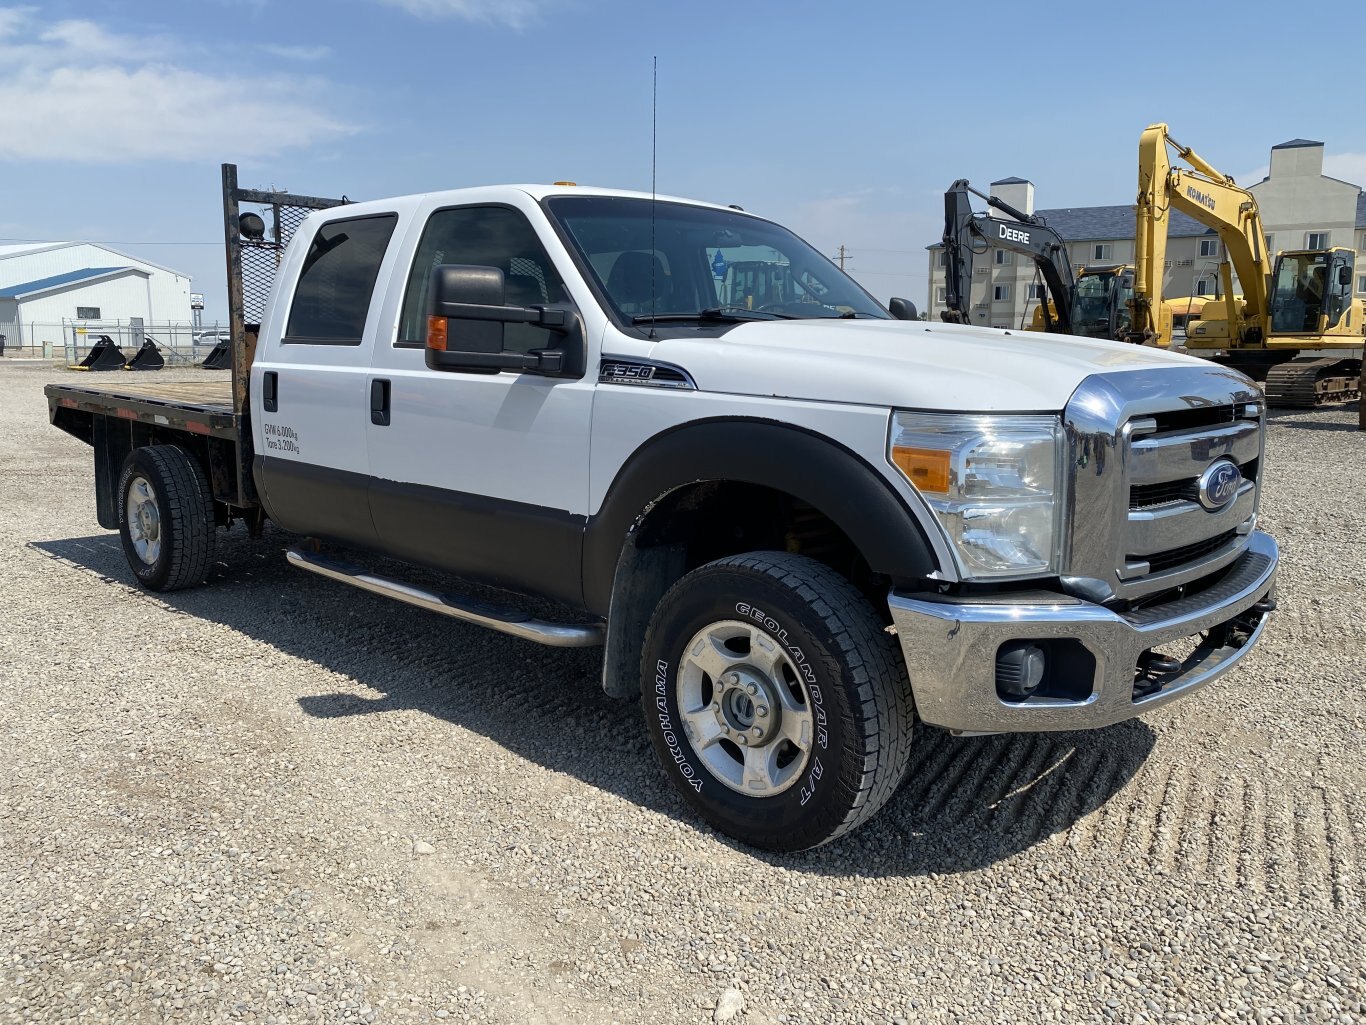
[888,531,1278,734]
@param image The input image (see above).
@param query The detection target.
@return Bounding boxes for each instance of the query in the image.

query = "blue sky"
[2,0,1364,321]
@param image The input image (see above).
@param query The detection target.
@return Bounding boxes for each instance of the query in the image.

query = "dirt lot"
[1,360,1362,1025]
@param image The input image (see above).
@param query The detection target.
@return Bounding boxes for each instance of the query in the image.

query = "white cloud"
[262,43,332,61]
[0,8,354,163]
[1324,153,1366,187]
[1232,153,1366,189]
[373,0,552,28]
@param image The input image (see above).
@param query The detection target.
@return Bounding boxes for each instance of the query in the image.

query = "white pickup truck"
[47,180,1278,851]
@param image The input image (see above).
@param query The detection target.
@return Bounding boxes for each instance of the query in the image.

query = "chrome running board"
[286,548,605,648]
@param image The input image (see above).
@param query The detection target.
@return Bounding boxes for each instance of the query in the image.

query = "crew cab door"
[365,198,595,607]
[252,210,401,549]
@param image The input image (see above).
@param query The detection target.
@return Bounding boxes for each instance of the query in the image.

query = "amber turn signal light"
[891,446,951,494]
[426,315,448,352]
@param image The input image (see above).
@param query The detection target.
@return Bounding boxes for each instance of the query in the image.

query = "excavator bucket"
[123,337,165,372]
[68,335,127,372]
[200,340,231,370]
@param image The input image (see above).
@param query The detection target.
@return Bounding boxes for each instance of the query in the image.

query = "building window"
[1026,283,1044,300]
[1358,276,1366,295]
[1199,239,1220,258]
[939,252,949,267]
[1306,231,1329,250]
[1093,244,1112,261]
[75,306,100,319]
[994,250,1012,265]
[935,286,947,303]
[993,285,1011,302]
[1264,234,1275,255]
[1195,279,1215,296]
[1359,232,1366,251]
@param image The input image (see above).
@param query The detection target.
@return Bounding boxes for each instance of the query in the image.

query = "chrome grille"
[1062,367,1265,604]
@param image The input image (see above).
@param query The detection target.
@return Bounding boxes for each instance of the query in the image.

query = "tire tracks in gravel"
[885,726,1363,908]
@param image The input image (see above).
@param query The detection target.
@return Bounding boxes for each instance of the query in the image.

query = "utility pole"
[835,245,848,271]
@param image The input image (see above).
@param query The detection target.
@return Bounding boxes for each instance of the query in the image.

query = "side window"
[398,205,566,354]
[285,214,398,344]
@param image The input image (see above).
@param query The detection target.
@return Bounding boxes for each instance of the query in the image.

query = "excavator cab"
[1269,249,1355,335]
[1071,266,1135,340]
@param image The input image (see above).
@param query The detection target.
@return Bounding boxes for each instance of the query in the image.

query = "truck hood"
[644,319,1212,412]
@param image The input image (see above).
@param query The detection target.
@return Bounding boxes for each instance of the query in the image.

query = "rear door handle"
[370,378,391,426]
[262,371,278,412]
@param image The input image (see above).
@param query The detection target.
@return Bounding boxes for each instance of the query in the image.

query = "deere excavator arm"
[1131,123,1270,346]
[941,180,1076,332]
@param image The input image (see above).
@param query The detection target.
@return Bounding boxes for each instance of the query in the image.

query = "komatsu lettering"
[1186,185,1217,211]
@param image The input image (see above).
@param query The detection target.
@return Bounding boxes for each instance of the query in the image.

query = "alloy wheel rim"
[675,619,815,797]
[125,476,162,566]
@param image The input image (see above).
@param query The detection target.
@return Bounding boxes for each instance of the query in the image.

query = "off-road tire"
[640,552,915,851]
[117,445,215,592]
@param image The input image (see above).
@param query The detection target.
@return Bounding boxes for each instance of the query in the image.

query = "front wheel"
[117,445,215,592]
[641,553,914,851]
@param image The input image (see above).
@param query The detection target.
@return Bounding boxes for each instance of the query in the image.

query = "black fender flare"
[582,417,942,616]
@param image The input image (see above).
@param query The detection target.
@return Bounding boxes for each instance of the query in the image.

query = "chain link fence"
[0,319,223,364]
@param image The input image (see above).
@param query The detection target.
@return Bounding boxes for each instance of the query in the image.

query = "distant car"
[193,331,230,347]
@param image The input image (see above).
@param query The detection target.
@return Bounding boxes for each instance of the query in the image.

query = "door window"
[285,214,398,344]
[398,205,567,354]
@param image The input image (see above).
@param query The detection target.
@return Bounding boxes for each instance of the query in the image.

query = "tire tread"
[648,551,915,849]
[128,445,214,591]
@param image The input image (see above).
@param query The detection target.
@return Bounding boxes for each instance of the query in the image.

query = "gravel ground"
[1,360,1363,1025]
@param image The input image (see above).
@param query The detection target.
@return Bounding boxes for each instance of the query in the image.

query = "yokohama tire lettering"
[656,659,702,792]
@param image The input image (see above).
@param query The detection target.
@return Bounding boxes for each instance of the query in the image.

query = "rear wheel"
[641,552,914,851]
[117,445,215,592]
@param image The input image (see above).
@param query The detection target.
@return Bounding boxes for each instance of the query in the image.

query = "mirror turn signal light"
[426,315,448,352]
[891,446,951,494]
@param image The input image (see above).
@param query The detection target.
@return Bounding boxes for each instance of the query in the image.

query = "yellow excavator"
[1029,264,1174,345]
[1128,122,1363,406]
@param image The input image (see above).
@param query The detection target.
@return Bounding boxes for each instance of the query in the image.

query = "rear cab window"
[285,213,399,345]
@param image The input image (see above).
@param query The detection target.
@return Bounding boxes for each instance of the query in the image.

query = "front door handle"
[262,371,278,412]
[370,378,391,426]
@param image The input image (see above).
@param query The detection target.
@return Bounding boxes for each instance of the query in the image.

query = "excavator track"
[1262,356,1362,409]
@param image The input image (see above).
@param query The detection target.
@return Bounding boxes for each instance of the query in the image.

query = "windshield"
[545,196,890,325]
[1071,271,1116,337]
[1269,251,1327,334]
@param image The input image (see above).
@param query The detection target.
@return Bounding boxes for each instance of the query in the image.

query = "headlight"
[888,412,1063,579]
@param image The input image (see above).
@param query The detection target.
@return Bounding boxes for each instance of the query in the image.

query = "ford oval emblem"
[1197,459,1242,511]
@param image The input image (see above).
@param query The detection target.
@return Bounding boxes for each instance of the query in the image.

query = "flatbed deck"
[46,378,237,439]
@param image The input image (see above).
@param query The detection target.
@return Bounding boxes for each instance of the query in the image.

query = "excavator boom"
[1131,123,1270,346]
[941,180,1076,332]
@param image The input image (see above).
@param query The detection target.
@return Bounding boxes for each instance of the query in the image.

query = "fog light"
[996,642,1045,702]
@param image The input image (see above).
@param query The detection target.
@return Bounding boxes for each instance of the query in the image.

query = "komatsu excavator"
[1129,123,1363,406]
[942,180,1169,344]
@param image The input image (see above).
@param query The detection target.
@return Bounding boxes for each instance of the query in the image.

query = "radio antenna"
[649,55,658,340]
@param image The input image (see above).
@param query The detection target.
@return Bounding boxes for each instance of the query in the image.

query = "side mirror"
[425,264,580,376]
[1339,266,1353,287]
[888,297,919,321]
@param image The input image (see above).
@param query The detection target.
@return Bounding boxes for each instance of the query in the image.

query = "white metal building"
[0,242,193,350]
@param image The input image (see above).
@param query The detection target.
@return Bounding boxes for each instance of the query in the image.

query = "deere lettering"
[998,224,1031,245]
